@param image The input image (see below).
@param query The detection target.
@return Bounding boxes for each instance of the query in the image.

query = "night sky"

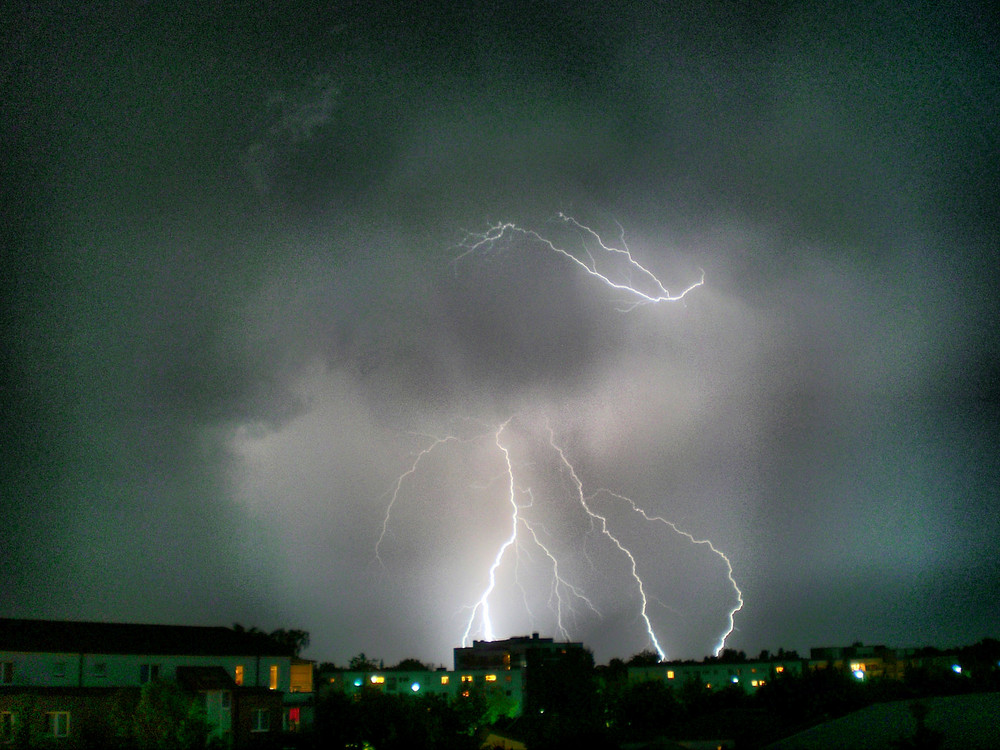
[3,1,998,668]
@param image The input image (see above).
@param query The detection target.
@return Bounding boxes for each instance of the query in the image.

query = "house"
[0,617,308,747]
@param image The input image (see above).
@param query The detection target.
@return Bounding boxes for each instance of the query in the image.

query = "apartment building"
[0,618,306,747]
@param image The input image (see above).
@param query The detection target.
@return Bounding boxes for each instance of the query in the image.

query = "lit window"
[46,712,70,737]
[251,709,269,732]
[235,665,244,686]
[485,674,497,682]
[706,683,712,689]
[461,690,470,698]
[0,663,12,684]
[461,675,473,683]
[1,712,14,741]
[440,675,449,685]
[775,665,784,674]
[139,664,160,684]
[269,665,278,690]
[666,670,675,679]
[370,675,385,684]
[751,680,759,687]
[850,662,865,673]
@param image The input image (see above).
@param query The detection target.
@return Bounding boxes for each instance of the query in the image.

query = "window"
[92,663,107,678]
[666,670,675,679]
[1,712,14,741]
[0,663,12,684]
[139,664,160,684]
[485,674,497,682]
[287,707,300,731]
[221,692,231,710]
[269,665,278,690]
[460,675,473,683]
[234,665,244,686]
[251,709,269,732]
[46,712,70,738]
[440,675,449,685]
[52,662,67,679]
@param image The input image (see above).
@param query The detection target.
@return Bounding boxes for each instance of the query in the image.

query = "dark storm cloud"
[3,0,997,665]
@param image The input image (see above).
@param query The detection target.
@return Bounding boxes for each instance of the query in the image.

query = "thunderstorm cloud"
[2,1,997,665]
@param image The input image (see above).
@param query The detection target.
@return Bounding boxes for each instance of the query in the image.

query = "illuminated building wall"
[322,667,524,715]
[629,659,803,693]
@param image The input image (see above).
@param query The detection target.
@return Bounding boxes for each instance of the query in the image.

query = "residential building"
[453,632,584,671]
[318,633,587,718]
[322,666,524,717]
[0,618,308,748]
[629,658,803,693]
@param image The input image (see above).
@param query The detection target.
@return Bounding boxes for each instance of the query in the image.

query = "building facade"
[629,658,802,693]
[0,618,307,748]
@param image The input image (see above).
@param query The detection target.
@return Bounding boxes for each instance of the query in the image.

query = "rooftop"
[0,618,293,657]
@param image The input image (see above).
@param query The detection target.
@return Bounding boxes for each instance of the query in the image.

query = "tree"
[130,679,211,750]
[613,679,679,740]
[349,653,380,671]
[522,647,611,749]
[268,628,310,657]
[314,689,479,750]
[627,649,661,666]
[391,657,430,671]
[231,624,310,656]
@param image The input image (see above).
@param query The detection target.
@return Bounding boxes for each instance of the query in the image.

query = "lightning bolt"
[592,489,744,657]
[519,517,601,641]
[375,433,461,572]
[376,417,742,660]
[456,213,704,311]
[460,421,519,644]
[374,214,741,661]
[457,421,601,645]
[543,425,665,660]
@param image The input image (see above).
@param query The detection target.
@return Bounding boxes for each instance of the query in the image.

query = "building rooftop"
[0,618,293,657]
